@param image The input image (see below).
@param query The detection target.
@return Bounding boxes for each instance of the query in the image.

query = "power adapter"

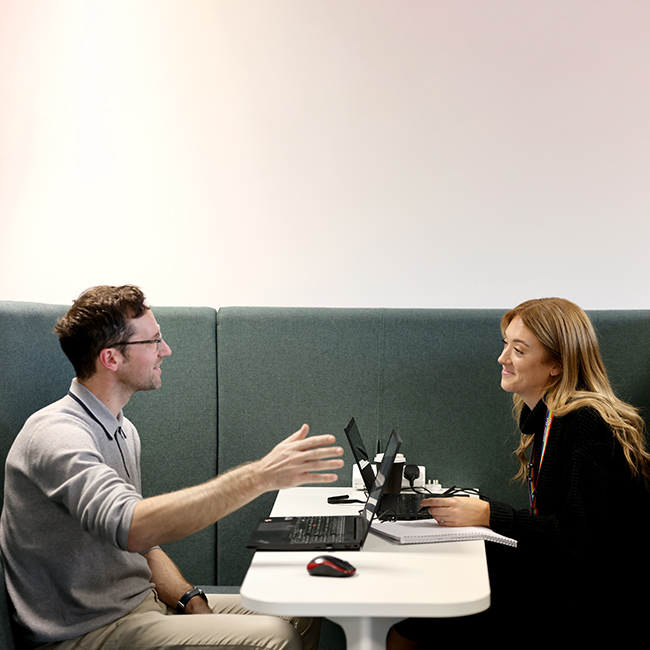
[352,464,426,490]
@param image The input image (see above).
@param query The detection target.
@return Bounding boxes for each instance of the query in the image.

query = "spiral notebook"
[370,519,518,547]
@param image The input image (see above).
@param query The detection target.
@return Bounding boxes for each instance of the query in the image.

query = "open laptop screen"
[358,428,402,536]
[344,417,376,492]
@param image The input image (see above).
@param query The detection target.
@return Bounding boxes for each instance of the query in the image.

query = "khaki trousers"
[37,590,320,650]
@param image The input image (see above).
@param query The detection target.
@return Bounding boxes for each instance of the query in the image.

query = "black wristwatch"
[177,587,208,614]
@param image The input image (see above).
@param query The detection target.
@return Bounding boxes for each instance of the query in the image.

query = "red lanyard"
[528,409,553,515]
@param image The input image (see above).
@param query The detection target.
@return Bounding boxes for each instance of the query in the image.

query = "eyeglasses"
[114,337,163,353]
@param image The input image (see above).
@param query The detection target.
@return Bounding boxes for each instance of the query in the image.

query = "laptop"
[246,428,402,551]
[344,417,431,521]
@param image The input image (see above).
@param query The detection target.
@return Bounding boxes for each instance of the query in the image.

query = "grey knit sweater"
[0,380,152,646]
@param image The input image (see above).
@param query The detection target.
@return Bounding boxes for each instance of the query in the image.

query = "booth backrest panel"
[588,310,650,410]
[125,306,218,585]
[0,302,218,586]
[3,301,650,593]
[216,307,517,584]
[0,302,72,515]
[215,306,650,585]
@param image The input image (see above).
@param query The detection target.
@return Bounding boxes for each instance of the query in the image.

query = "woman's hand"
[420,496,490,527]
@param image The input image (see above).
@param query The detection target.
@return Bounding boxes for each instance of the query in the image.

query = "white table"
[240,487,491,650]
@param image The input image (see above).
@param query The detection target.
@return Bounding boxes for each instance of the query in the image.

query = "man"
[0,285,344,650]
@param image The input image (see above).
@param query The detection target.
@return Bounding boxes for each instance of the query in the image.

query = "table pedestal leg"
[328,616,401,650]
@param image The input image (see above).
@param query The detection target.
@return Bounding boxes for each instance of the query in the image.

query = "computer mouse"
[307,555,356,578]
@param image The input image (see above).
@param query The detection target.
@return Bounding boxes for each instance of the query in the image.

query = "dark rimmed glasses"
[113,337,163,353]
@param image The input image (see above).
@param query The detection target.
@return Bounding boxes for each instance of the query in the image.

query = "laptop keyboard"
[381,493,432,519]
[289,516,352,544]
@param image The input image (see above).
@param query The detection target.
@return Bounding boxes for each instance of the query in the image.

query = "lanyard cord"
[527,408,553,515]
[67,391,131,479]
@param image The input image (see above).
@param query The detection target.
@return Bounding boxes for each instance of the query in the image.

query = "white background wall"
[1,1,649,310]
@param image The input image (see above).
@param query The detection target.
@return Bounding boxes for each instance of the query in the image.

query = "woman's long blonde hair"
[504,298,650,484]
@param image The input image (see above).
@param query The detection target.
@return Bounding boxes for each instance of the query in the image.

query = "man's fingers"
[307,457,345,470]
[262,425,346,490]
[298,472,339,484]
[283,427,338,451]
[293,433,338,451]
[285,424,310,442]
[284,456,344,487]
[303,445,344,461]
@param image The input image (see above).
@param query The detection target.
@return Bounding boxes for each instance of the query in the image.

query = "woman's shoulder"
[556,403,605,424]
[554,404,614,447]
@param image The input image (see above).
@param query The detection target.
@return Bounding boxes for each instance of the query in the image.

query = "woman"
[388,298,650,647]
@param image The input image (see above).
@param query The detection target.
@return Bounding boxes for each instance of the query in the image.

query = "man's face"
[117,310,172,394]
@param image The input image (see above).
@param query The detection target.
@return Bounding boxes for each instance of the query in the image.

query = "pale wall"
[1,1,649,309]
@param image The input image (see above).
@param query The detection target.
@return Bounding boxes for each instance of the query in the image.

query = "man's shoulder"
[121,414,138,434]
[14,395,102,453]
[25,393,87,426]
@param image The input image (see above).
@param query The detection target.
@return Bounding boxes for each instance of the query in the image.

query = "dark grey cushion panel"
[215,307,518,584]
[0,302,219,586]
[215,306,650,585]
[124,306,218,585]
[377,309,523,502]
[0,555,16,650]
[199,585,240,594]
[3,301,650,600]
[0,301,72,648]
[0,301,72,513]
[216,308,387,584]
[588,310,650,415]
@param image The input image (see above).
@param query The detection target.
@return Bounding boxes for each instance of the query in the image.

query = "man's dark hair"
[54,285,150,380]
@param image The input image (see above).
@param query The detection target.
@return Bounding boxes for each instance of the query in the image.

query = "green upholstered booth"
[214,307,650,584]
[2,301,650,649]
[125,306,219,585]
[0,302,219,585]
[215,307,521,585]
[0,302,219,649]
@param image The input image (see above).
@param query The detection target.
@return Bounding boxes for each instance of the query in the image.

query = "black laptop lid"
[344,417,376,492]
[357,427,402,541]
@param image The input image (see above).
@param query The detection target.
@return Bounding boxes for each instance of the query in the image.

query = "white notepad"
[371,519,517,547]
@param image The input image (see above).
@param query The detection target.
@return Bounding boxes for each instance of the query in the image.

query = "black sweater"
[487,399,649,620]
[393,399,650,642]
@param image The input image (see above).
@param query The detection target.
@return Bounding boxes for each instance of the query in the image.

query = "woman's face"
[498,316,562,409]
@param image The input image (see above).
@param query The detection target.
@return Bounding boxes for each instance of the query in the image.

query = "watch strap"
[177,587,208,614]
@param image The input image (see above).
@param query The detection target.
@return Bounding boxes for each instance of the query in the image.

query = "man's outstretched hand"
[254,424,344,492]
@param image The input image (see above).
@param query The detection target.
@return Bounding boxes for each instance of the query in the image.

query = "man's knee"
[239,615,303,650]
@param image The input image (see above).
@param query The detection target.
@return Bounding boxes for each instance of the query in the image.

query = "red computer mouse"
[307,555,356,578]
